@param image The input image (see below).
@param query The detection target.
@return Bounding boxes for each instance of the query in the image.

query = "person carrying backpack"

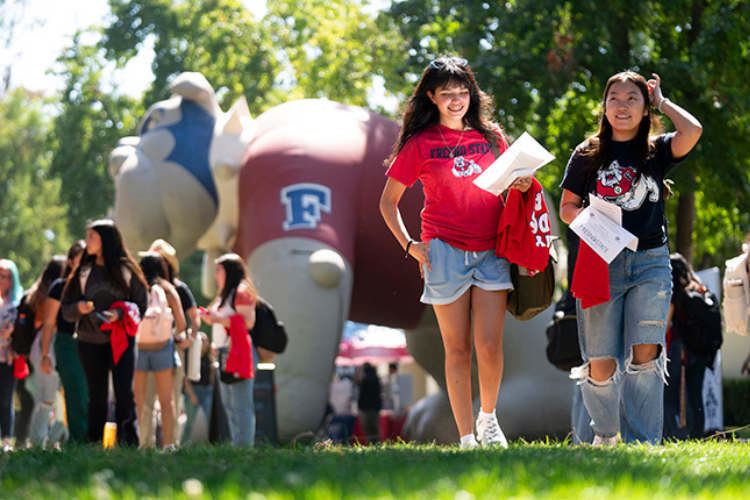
[200,253,257,447]
[722,236,750,375]
[663,253,721,440]
[138,239,199,448]
[134,252,187,450]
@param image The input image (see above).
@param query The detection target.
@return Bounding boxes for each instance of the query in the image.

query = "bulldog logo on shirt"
[451,156,482,178]
[596,160,660,211]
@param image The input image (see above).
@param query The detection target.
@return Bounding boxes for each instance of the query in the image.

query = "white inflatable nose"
[308,249,346,288]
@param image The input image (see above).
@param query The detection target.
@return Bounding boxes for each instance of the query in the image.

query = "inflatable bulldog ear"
[169,72,221,117]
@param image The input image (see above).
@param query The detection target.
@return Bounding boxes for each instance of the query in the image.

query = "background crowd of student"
[0,219,261,450]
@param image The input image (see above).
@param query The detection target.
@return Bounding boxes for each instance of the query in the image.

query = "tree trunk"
[674,190,696,263]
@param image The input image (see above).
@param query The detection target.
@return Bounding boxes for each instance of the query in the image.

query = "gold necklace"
[437,125,465,158]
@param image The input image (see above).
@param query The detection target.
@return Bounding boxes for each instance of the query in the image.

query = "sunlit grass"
[1,439,749,499]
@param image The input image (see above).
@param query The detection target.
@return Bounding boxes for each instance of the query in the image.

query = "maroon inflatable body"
[233,99,426,329]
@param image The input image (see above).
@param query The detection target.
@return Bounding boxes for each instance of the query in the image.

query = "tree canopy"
[2,0,749,284]
[385,0,750,267]
[0,88,71,285]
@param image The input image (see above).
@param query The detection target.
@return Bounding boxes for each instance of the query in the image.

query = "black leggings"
[78,337,139,446]
[0,362,16,438]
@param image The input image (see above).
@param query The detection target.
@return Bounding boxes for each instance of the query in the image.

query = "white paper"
[473,132,555,196]
[570,207,638,264]
[588,196,639,251]
[589,196,621,224]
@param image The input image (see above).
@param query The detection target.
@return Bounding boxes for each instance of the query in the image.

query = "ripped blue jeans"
[572,244,671,444]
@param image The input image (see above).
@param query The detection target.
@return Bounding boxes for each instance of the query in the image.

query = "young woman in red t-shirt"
[380,56,532,449]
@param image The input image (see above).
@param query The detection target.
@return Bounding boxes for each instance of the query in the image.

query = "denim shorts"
[136,338,181,372]
[421,238,513,305]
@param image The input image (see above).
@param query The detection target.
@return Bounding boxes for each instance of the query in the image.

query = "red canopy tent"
[335,323,414,366]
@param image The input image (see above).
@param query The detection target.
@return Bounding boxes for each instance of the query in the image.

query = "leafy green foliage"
[5,0,749,276]
[265,0,407,114]
[385,0,750,268]
[103,0,286,114]
[0,88,71,285]
[49,34,141,238]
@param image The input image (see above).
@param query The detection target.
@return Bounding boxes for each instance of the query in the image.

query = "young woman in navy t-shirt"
[559,72,702,445]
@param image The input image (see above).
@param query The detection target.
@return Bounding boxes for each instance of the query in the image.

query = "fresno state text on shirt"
[430,142,494,159]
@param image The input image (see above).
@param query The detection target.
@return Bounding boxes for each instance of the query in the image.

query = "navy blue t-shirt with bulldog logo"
[561,132,687,251]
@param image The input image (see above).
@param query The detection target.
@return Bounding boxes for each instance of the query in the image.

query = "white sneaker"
[460,437,479,449]
[592,435,620,446]
[476,417,508,448]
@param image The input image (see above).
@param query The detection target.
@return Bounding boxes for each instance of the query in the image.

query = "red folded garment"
[101,301,141,365]
[13,355,29,380]
[225,314,254,379]
[571,241,610,309]
[495,178,552,273]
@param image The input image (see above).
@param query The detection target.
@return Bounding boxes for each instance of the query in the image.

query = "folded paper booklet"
[473,132,555,196]
[570,197,638,264]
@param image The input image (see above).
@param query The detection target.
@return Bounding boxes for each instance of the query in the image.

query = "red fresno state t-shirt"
[386,124,508,251]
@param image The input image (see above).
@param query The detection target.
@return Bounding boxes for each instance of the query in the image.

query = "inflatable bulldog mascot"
[110,72,574,443]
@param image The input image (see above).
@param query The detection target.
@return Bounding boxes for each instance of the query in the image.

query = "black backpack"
[231,292,289,354]
[545,290,583,371]
[250,299,288,354]
[680,288,723,355]
[11,292,38,357]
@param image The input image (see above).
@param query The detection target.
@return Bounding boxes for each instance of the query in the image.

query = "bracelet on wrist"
[658,97,670,113]
[42,354,51,360]
[405,240,414,258]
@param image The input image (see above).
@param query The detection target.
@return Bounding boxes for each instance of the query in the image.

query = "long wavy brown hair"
[385,56,504,166]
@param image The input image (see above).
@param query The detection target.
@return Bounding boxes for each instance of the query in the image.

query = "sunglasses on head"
[429,57,469,69]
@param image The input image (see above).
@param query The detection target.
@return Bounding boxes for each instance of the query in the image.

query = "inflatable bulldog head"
[109,72,255,259]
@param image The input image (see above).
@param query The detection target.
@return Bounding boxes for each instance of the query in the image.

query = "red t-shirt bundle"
[495,179,552,274]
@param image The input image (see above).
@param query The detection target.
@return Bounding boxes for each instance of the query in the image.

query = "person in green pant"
[40,241,89,445]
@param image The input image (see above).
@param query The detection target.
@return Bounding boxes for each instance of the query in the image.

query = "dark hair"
[164,262,176,283]
[670,252,703,306]
[63,240,86,279]
[578,71,662,182]
[214,253,257,308]
[28,256,66,310]
[139,251,169,287]
[66,219,147,296]
[385,56,503,165]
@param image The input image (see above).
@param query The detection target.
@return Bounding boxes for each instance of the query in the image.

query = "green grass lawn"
[2,440,749,499]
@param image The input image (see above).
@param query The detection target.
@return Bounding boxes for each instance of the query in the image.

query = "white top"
[210,299,235,348]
